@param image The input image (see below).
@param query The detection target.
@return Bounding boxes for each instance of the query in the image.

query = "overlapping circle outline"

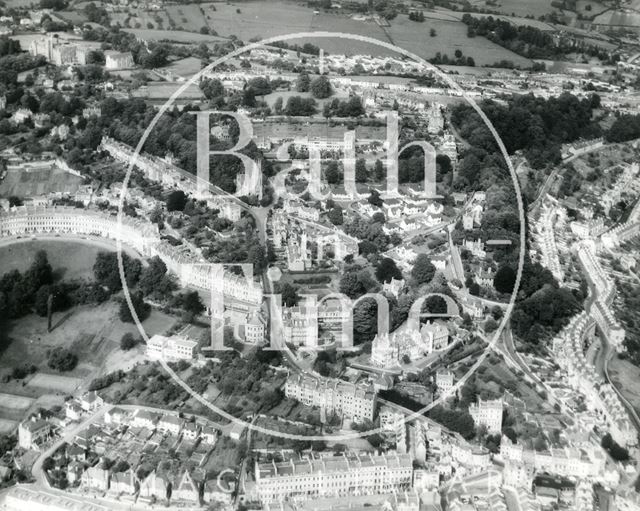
[115,31,526,441]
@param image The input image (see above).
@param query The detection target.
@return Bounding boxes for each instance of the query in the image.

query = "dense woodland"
[450,93,593,349]
[451,92,601,169]
[461,14,619,62]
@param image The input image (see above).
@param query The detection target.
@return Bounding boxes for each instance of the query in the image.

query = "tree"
[325,161,342,184]
[34,285,52,317]
[120,333,137,350]
[48,347,78,372]
[27,250,53,294]
[310,75,332,99]
[411,254,436,285]
[373,160,384,181]
[296,72,310,92]
[118,291,150,323]
[339,272,365,299]
[367,190,383,207]
[428,406,475,439]
[353,297,378,343]
[430,28,437,37]
[166,190,188,212]
[601,433,630,461]
[268,283,296,309]
[327,207,344,225]
[200,78,224,100]
[284,96,317,116]
[494,265,516,294]
[86,50,105,65]
[274,96,283,114]
[372,212,385,224]
[484,318,498,333]
[375,258,402,284]
[355,159,368,183]
[139,256,176,300]
[182,290,205,316]
[93,252,141,292]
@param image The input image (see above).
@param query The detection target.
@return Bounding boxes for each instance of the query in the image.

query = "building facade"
[284,372,376,421]
[254,453,413,503]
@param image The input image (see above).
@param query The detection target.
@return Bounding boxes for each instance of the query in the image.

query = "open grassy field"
[0,164,84,198]
[162,56,202,79]
[464,0,555,17]
[181,1,529,65]
[165,3,213,32]
[26,373,82,393]
[0,418,17,434]
[123,28,225,43]
[197,1,315,40]
[593,9,640,27]
[387,15,531,67]
[0,238,110,282]
[0,302,177,402]
[0,393,34,410]
[133,81,204,100]
[575,0,609,17]
[109,8,171,30]
[50,0,533,67]
[608,356,640,416]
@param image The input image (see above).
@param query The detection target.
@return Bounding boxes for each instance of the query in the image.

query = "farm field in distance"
[593,9,640,28]
[387,15,531,67]
[66,0,531,65]
[465,0,556,17]
[122,28,226,44]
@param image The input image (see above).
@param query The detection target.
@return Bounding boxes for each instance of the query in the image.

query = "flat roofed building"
[147,334,198,361]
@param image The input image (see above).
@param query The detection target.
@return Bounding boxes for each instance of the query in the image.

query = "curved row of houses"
[0,205,262,307]
[552,312,635,448]
[576,241,625,348]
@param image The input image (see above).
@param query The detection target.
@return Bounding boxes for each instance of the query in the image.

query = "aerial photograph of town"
[0,0,640,509]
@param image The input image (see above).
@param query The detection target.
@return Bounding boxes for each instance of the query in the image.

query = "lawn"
[162,56,202,79]
[0,164,84,198]
[122,28,225,43]
[0,301,177,389]
[0,418,17,434]
[0,393,34,410]
[0,238,112,282]
[608,356,640,417]
[26,373,82,393]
